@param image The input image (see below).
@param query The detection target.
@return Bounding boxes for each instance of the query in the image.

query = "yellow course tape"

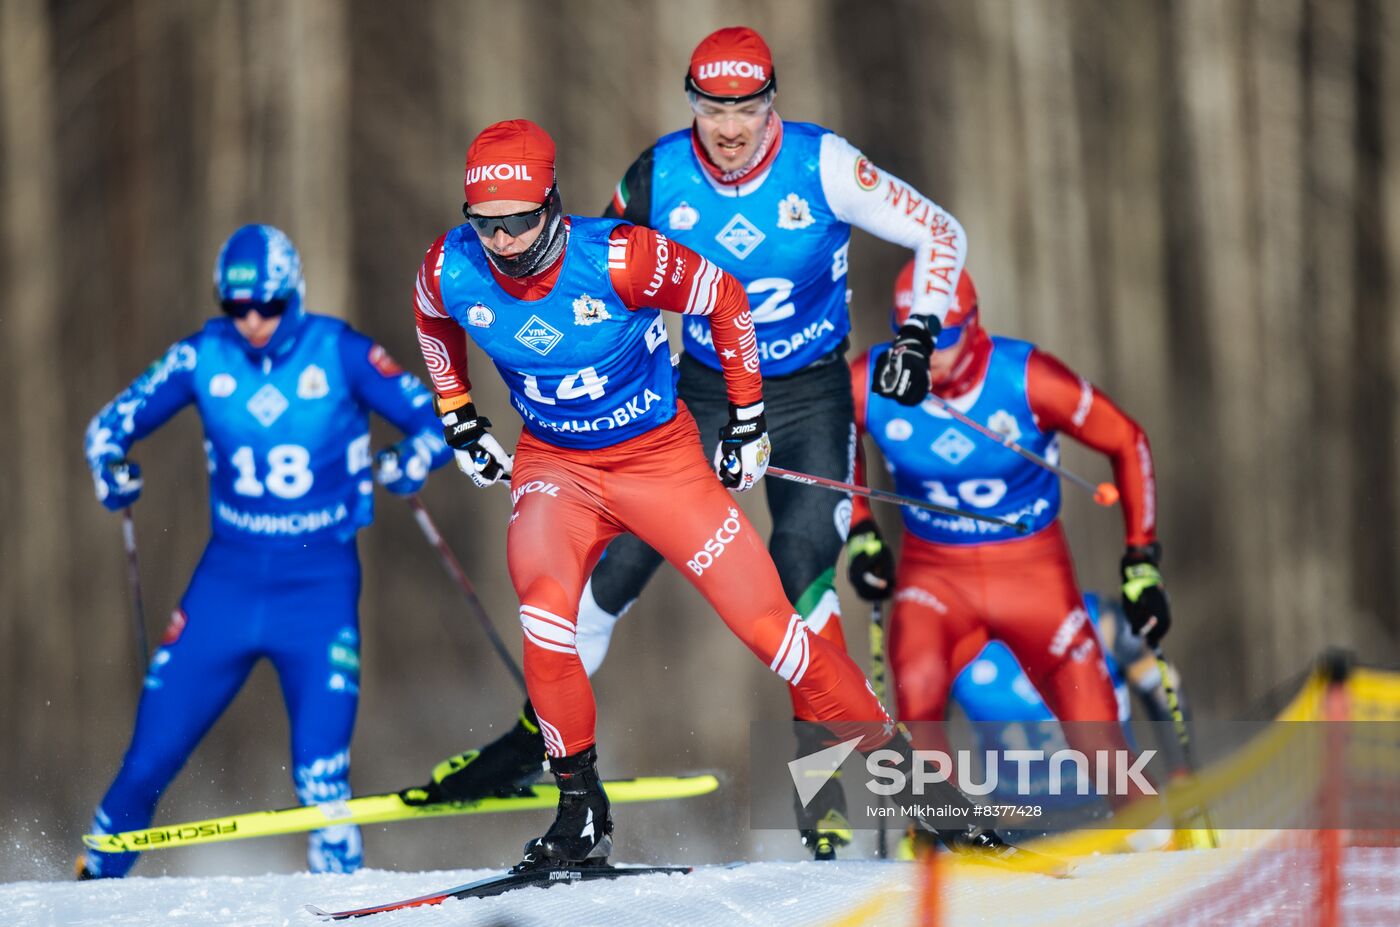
[825,663,1400,927]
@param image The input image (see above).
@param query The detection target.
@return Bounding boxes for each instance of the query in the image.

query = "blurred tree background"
[1,0,1396,880]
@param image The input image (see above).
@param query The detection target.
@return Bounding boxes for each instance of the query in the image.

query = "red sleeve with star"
[607,223,762,408]
[1025,348,1157,546]
[413,234,472,403]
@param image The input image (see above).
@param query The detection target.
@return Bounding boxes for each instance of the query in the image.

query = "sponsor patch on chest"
[669,201,699,230]
[246,383,289,426]
[514,315,564,355]
[466,303,495,328]
[884,418,913,441]
[931,427,975,465]
[715,213,765,260]
[209,373,237,397]
[777,193,814,230]
[572,295,611,326]
[986,410,1021,443]
[297,364,330,399]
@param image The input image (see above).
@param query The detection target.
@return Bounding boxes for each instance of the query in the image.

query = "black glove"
[1121,543,1171,647]
[846,519,894,601]
[873,318,938,406]
[440,401,513,488]
[713,401,771,492]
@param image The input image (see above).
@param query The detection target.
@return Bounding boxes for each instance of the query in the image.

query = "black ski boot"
[792,720,853,860]
[401,701,546,805]
[512,745,613,872]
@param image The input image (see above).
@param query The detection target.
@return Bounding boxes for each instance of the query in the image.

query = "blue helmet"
[213,224,305,316]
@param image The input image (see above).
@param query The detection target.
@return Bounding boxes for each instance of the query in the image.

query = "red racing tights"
[889,522,1149,801]
[506,406,891,758]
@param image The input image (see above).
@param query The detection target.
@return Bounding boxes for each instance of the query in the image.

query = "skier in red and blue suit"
[413,25,971,860]
[409,120,1020,870]
[846,260,1171,798]
[77,224,451,879]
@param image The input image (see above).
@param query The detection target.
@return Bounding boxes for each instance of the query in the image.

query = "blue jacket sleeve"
[85,338,199,469]
[337,327,451,470]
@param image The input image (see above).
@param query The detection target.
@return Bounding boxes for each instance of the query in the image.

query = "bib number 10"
[923,478,1008,510]
[231,444,314,499]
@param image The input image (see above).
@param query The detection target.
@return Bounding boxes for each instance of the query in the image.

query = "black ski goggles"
[220,297,289,319]
[461,190,553,238]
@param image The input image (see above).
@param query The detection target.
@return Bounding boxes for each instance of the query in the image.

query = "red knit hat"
[892,259,980,345]
[463,119,556,206]
[686,26,775,101]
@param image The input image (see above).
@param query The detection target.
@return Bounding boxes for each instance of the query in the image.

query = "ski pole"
[869,602,889,709]
[767,467,1028,533]
[869,600,890,859]
[927,395,1119,507]
[1152,643,1219,847]
[120,507,151,680]
[407,496,528,695]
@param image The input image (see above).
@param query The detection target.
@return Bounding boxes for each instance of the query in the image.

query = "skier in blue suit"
[77,224,451,878]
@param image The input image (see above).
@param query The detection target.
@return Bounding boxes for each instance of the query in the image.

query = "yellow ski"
[82,774,719,854]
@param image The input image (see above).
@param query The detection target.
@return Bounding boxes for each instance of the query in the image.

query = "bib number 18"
[231,444,314,499]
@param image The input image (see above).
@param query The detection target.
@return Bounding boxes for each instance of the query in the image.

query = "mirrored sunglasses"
[221,298,288,319]
[461,200,549,238]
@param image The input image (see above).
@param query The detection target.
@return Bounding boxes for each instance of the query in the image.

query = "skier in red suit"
[847,260,1170,803]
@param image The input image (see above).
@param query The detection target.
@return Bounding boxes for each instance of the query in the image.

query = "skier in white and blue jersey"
[76,224,451,879]
[418,26,971,860]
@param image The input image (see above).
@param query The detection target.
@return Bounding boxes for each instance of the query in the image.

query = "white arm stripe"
[684,257,722,315]
[415,265,448,319]
[607,239,627,270]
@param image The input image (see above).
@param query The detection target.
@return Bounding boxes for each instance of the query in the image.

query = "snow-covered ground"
[8,848,1399,927]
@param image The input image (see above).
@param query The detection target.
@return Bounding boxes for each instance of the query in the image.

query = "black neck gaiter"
[484,187,568,278]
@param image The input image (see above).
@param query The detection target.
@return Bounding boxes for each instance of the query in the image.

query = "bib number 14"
[524,366,610,405]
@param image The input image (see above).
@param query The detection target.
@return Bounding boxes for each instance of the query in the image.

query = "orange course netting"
[823,659,1400,927]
